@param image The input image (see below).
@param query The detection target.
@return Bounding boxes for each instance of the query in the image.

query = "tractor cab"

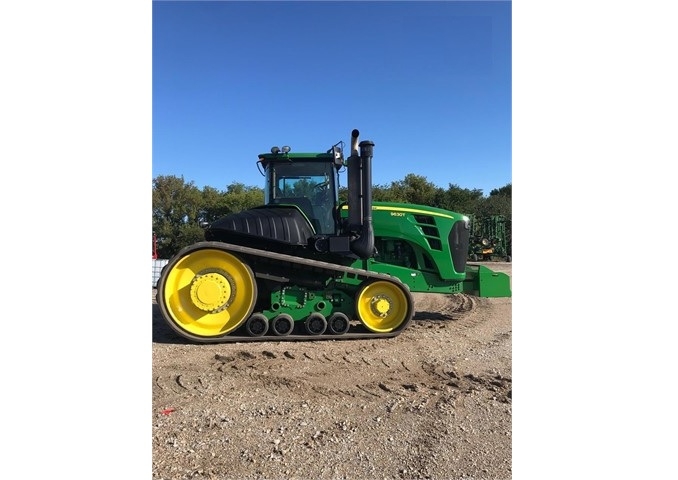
[242,130,374,259]
[257,146,345,235]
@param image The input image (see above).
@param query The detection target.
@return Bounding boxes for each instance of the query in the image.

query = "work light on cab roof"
[269,145,291,155]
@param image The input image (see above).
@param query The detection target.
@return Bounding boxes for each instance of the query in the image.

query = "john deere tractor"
[156,129,511,343]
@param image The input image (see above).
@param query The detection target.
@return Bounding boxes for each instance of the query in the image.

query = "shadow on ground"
[152,304,190,345]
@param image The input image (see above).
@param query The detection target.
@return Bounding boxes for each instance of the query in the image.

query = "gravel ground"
[152,263,512,480]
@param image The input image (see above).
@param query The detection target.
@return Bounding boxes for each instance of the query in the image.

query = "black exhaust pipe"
[348,129,375,259]
[347,129,362,231]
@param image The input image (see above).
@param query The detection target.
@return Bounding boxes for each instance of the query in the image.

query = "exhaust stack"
[350,128,360,157]
[347,129,375,259]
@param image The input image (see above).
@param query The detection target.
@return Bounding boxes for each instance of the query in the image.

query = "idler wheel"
[355,280,412,333]
[157,246,257,340]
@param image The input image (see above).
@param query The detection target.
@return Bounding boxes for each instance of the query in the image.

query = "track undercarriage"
[156,241,416,343]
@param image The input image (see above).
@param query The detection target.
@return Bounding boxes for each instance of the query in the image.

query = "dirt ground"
[152,262,512,480]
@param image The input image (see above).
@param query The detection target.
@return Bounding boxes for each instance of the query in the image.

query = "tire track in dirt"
[154,359,509,410]
[411,293,483,333]
[154,288,510,408]
[154,343,513,409]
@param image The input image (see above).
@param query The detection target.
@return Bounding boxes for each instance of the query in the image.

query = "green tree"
[489,183,512,197]
[152,175,204,257]
[477,183,512,217]
[199,186,230,225]
[437,184,485,215]
[223,182,264,213]
[370,184,395,202]
[388,174,441,206]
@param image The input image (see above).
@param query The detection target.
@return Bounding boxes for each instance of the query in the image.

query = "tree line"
[152,174,511,259]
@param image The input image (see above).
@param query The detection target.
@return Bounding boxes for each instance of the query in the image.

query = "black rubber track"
[156,241,415,344]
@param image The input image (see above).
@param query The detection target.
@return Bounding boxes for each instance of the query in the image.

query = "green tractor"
[467,214,512,262]
[156,129,511,343]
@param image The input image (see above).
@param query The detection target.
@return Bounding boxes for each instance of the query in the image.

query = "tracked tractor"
[156,129,511,343]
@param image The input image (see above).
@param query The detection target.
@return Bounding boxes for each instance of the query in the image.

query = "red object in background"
[152,233,158,259]
[161,407,175,415]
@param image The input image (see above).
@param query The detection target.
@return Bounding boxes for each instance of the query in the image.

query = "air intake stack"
[347,129,375,259]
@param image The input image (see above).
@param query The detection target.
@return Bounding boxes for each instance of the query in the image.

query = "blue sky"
[153,1,512,196]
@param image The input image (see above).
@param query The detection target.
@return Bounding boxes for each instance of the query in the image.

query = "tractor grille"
[413,214,436,225]
[449,220,470,273]
[413,215,442,251]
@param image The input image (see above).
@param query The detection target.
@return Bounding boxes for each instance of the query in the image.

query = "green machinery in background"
[467,214,512,262]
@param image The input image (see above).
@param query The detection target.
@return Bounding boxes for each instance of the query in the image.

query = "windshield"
[265,161,337,234]
[272,163,330,197]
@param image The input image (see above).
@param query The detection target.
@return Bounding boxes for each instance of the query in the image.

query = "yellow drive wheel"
[355,280,412,333]
[160,247,257,339]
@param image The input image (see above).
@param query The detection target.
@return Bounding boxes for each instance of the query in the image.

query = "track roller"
[327,312,350,335]
[245,313,269,336]
[270,314,295,336]
[305,313,327,335]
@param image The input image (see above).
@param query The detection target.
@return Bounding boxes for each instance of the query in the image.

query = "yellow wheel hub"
[160,248,256,338]
[371,296,392,316]
[189,271,233,313]
[356,280,410,333]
